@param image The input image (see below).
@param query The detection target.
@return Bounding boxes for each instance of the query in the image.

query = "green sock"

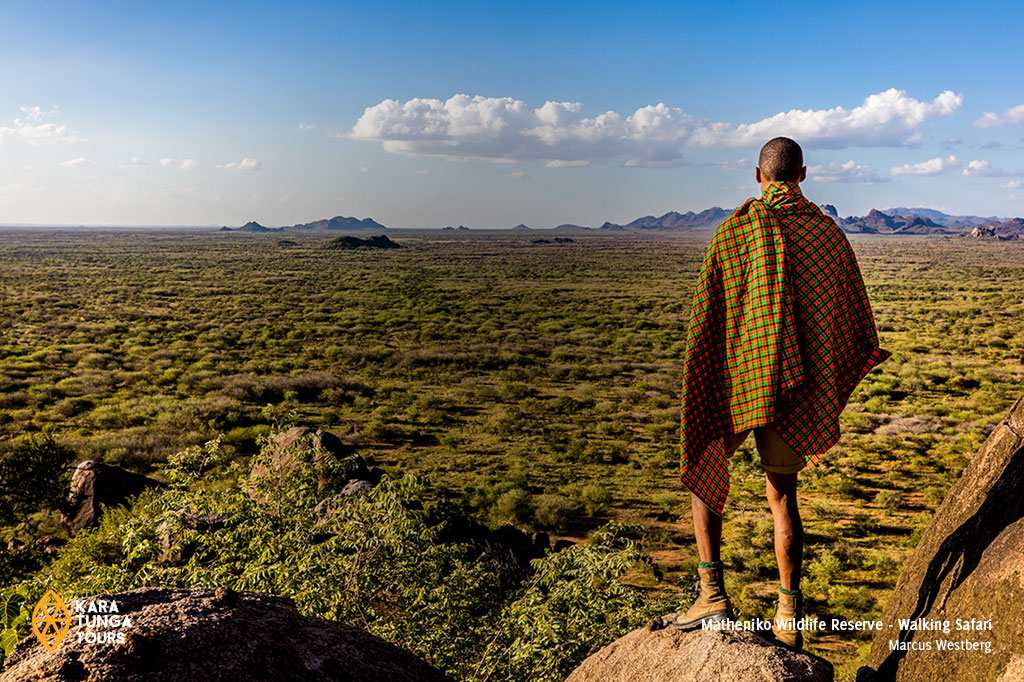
[698,560,722,569]
[779,585,800,596]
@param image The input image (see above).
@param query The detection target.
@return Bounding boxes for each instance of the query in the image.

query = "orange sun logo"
[31,590,71,651]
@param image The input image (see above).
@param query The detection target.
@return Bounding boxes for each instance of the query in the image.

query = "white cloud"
[715,158,750,171]
[696,89,963,149]
[962,159,1021,177]
[0,105,80,145]
[1002,180,1023,189]
[621,159,685,168]
[20,105,59,121]
[349,89,962,166]
[545,159,590,168]
[217,157,262,171]
[298,122,316,130]
[501,170,528,179]
[890,155,960,176]
[125,157,147,166]
[974,104,1024,128]
[161,158,200,170]
[61,157,91,168]
[807,160,886,183]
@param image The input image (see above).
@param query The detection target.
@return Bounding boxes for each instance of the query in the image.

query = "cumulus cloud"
[348,89,962,166]
[126,157,147,166]
[501,170,528,179]
[961,159,1021,177]
[890,155,960,176]
[217,157,262,171]
[160,158,200,170]
[1001,180,1023,189]
[0,105,80,145]
[61,157,91,167]
[696,89,962,149]
[974,104,1024,128]
[298,122,316,130]
[807,160,887,183]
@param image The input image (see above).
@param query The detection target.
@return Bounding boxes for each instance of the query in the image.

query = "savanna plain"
[0,229,1021,681]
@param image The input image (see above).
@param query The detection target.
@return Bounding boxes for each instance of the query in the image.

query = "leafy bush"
[533,494,583,529]
[4,437,661,679]
[0,435,76,527]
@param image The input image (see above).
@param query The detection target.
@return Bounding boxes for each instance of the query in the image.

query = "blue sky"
[1,1,1023,227]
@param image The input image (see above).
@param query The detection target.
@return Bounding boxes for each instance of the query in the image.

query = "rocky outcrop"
[964,217,1024,239]
[600,208,731,231]
[292,216,387,231]
[62,461,163,532]
[248,426,373,497]
[325,234,400,250]
[566,617,833,681]
[859,394,1024,682]
[0,587,451,682]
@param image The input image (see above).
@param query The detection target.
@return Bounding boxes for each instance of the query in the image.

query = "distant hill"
[601,208,731,231]
[230,221,275,233]
[882,207,1004,229]
[291,216,387,231]
[512,224,531,230]
[326,234,401,250]
[841,210,950,235]
[893,216,947,235]
[964,217,1024,239]
[221,216,388,232]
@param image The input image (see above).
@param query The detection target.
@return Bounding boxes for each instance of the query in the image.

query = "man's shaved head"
[758,137,804,182]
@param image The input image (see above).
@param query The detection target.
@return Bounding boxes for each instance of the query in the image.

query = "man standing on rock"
[672,137,890,649]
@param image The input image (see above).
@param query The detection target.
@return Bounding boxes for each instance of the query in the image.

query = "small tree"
[0,435,76,528]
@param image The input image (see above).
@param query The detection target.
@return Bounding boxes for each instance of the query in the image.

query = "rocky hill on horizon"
[220,215,388,232]
[217,207,1023,237]
[599,207,731,231]
[881,207,1006,229]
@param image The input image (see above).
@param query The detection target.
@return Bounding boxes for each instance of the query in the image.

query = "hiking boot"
[670,562,734,630]
[772,586,803,650]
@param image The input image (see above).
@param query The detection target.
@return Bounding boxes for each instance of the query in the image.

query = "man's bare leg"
[690,493,721,562]
[689,429,750,561]
[765,470,801,590]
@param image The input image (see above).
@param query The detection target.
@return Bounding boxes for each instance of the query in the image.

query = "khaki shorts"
[723,425,806,474]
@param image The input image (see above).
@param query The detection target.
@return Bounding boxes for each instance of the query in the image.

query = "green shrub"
[4,437,661,680]
[493,487,533,525]
[0,435,76,527]
[534,494,583,529]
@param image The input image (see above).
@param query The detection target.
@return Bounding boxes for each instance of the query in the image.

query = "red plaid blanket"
[679,181,890,514]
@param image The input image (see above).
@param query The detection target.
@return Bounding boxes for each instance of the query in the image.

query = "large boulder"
[565,617,833,682]
[859,394,1024,681]
[249,426,369,497]
[62,461,163,532]
[0,587,451,682]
